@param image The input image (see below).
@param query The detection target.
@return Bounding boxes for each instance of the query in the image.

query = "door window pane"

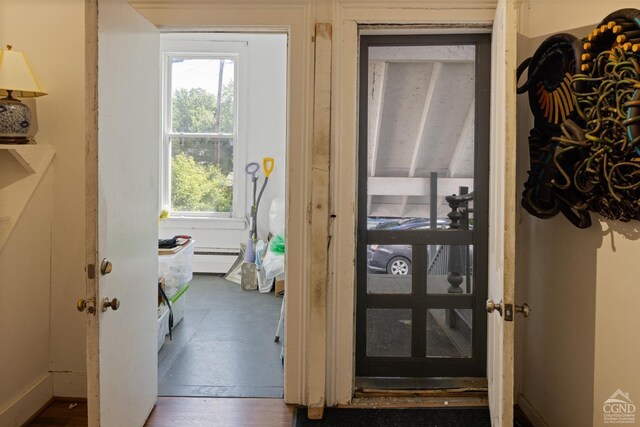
[427,245,473,294]
[426,309,472,358]
[367,244,412,294]
[366,45,475,224]
[366,309,411,357]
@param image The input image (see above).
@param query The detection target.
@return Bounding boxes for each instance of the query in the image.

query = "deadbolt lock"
[102,297,120,312]
[77,298,96,314]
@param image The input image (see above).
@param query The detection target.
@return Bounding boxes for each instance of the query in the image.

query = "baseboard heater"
[193,247,240,274]
[194,249,240,256]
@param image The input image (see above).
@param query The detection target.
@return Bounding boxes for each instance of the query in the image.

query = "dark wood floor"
[28,397,294,426]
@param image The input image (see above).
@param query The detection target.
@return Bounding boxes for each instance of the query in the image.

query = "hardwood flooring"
[28,400,87,426]
[28,397,294,426]
[147,397,293,426]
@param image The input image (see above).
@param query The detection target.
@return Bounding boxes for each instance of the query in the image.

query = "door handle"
[487,299,530,321]
[515,303,531,317]
[100,258,113,275]
[486,299,513,320]
[486,299,502,316]
[77,298,96,314]
[102,297,120,312]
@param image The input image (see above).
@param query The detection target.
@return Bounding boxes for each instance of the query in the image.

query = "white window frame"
[160,35,248,224]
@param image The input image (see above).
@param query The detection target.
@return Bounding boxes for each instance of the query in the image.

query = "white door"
[487,0,518,425]
[84,1,160,425]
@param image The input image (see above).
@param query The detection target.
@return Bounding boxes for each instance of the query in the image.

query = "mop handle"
[263,157,274,178]
[245,162,260,180]
[255,157,275,218]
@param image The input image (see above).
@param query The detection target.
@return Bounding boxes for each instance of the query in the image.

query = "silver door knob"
[102,297,120,312]
[486,299,502,316]
[515,303,531,317]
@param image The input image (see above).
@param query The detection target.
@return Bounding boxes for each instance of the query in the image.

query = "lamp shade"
[0,45,47,97]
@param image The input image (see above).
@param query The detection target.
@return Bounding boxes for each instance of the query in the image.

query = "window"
[161,37,247,219]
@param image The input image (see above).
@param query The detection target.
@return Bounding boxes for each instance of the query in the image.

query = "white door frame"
[329,2,498,406]
[130,1,316,405]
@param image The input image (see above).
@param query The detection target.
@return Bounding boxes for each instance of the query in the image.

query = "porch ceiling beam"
[369,45,474,63]
[369,176,474,196]
[367,61,387,214]
[369,200,451,218]
[400,61,442,216]
[448,100,474,178]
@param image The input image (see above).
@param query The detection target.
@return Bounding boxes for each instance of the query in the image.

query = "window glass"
[170,137,233,213]
[166,55,237,215]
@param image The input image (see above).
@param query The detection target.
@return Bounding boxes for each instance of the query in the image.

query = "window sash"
[161,40,246,219]
[167,55,237,135]
[166,135,235,217]
[167,132,234,138]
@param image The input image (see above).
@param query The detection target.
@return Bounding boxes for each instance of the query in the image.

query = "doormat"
[294,407,491,427]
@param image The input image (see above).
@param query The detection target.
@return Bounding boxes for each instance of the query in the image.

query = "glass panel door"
[356,34,490,379]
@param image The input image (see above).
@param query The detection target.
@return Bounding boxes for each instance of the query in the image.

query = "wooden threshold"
[351,376,488,408]
[343,394,488,409]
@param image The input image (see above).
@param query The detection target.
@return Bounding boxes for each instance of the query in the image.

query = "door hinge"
[87,263,96,279]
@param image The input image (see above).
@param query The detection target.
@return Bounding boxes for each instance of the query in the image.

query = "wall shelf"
[0,144,55,251]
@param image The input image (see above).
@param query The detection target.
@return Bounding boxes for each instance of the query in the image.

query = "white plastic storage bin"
[158,239,195,297]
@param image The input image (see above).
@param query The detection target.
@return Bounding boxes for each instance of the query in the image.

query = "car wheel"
[387,257,411,275]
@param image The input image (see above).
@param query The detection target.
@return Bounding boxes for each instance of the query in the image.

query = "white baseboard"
[53,371,87,398]
[517,393,550,427]
[193,253,238,274]
[0,373,53,427]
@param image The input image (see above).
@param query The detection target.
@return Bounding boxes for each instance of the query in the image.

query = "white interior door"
[487,0,517,425]
[86,1,160,425]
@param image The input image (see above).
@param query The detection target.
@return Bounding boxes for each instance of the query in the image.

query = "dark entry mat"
[294,407,491,427]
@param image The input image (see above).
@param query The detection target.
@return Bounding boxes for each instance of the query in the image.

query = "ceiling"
[366,45,476,219]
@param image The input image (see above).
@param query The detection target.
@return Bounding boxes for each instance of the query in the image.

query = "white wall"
[516,2,640,426]
[159,33,287,272]
[521,0,640,38]
[0,170,53,426]
[0,1,87,421]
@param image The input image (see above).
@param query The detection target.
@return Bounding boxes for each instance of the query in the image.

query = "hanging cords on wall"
[571,44,640,221]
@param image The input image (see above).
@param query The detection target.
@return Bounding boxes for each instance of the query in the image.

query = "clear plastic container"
[158,239,195,298]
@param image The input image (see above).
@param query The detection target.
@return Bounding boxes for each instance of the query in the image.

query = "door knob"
[486,299,502,315]
[515,303,531,317]
[100,258,113,275]
[102,297,120,312]
[77,298,96,314]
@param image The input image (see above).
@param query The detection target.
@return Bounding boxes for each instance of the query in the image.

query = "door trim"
[84,0,99,422]
[329,7,496,404]
[131,2,316,407]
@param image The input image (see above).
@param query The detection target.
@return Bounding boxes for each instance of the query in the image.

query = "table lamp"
[0,45,48,144]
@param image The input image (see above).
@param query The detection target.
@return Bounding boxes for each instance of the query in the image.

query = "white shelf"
[0,144,55,250]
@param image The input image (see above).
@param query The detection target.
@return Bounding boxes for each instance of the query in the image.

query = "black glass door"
[356,33,490,378]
